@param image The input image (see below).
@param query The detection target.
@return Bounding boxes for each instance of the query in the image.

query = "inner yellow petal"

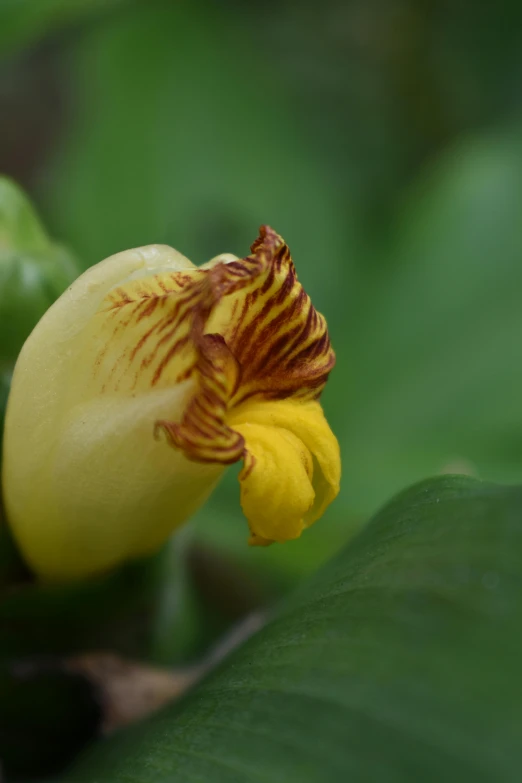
[228,398,341,545]
[232,422,315,545]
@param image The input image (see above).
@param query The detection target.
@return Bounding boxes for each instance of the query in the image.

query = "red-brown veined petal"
[207,225,336,406]
[156,334,244,464]
[156,225,336,466]
[89,267,205,394]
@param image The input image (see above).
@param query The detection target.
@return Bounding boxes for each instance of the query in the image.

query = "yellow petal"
[7,389,222,581]
[2,245,224,581]
[228,399,341,545]
[86,258,204,394]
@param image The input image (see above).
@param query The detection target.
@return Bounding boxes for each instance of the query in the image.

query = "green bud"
[0,177,80,368]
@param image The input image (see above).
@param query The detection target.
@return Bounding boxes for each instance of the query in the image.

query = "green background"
[2,1,522,780]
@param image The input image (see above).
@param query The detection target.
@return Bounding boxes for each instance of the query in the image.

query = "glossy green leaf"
[58,475,522,782]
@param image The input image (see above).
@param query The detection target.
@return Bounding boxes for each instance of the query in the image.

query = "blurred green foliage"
[2,2,522,779]
[0,0,134,54]
[1,0,522,625]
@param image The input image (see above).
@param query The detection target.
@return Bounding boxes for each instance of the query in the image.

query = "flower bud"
[0,177,79,367]
[2,227,340,581]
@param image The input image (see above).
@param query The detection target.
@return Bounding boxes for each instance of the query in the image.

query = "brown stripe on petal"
[213,226,336,407]
[92,270,206,393]
[156,334,245,464]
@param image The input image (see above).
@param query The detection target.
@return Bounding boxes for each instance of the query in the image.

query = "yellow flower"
[2,226,340,581]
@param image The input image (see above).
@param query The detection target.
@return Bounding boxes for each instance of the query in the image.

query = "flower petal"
[234,423,315,545]
[89,264,204,394]
[160,225,336,466]
[208,225,336,405]
[228,399,341,545]
[6,387,224,580]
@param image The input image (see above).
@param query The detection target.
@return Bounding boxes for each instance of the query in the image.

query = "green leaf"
[58,475,522,782]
